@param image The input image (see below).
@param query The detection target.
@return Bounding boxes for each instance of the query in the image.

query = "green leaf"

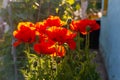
[66,0,75,5]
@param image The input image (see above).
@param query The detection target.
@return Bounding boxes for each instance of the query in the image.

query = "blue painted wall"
[100,0,120,80]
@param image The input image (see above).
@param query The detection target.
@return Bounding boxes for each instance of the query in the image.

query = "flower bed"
[13,15,101,80]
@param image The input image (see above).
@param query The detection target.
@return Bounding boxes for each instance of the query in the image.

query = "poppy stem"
[25,43,31,77]
[77,33,81,51]
[50,57,54,80]
[37,55,42,79]
[85,32,90,60]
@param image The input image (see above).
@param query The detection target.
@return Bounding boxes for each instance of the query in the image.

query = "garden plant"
[13,15,100,80]
[0,0,101,80]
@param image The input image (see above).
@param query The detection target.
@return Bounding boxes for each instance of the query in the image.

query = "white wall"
[100,0,120,80]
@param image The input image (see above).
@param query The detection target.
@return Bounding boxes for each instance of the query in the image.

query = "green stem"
[87,32,90,50]
[85,32,90,60]
[77,33,81,51]
[50,57,55,80]
[38,55,42,79]
[25,43,30,57]
[25,43,32,78]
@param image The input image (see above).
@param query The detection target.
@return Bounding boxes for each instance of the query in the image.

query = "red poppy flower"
[67,39,76,50]
[34,40,56,55]
[35,22,47,35]
[13,22,36,47]
[46,26,67,44]
[46,26,76,50]
[34,40,66,57]
[70,20,81,32]
[44,15,65,27]
[70,19,100,35]
[51,45,66,57]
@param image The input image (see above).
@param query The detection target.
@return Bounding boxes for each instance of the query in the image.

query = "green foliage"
[0,0,81,25]
[87,0,101,14]
[57,0,81,20]
[66,0,75,5]
[37,0,61,20]
[56,48,101,80]
[18,49,57,80]
[17,44,101,80]
[0,33,15,80]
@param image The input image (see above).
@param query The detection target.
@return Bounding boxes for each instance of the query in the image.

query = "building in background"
[100,0,120,80]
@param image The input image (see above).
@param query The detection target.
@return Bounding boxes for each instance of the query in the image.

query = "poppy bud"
[86,26,91,32]
[67,18,72,24]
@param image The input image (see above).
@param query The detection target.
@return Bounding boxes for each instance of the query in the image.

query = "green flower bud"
[67,18,72,24]
[86,26,91,32]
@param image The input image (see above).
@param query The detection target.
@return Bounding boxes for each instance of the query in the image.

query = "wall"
[100,0,120,80]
